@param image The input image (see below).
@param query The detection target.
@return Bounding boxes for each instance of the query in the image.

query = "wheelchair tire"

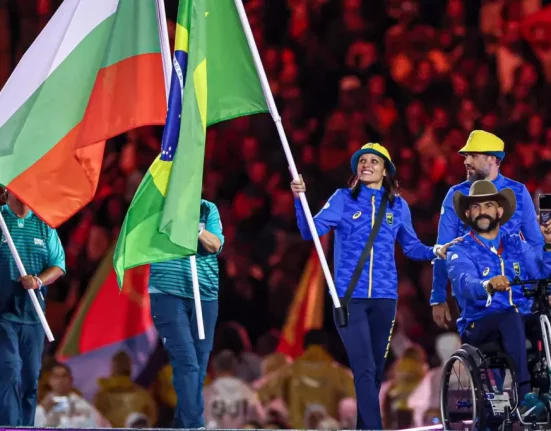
[440,351,486,430]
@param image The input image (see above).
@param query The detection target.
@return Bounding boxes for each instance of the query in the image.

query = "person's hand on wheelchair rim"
[487,275,510,293]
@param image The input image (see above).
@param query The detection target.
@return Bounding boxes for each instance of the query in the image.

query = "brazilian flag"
[114,0,268,287]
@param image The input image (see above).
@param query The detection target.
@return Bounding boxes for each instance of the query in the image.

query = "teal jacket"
[149,200,224,300]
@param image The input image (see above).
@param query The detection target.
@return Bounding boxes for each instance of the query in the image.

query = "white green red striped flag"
[0,0,167,227]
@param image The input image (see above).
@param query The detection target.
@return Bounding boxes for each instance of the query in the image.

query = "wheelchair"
[440,278,551,431]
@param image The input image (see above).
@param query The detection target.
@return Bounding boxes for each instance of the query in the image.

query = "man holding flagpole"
[0,192,65,426]
[149,199,223,428]
[113,0,270,427]
[112,3,340,427]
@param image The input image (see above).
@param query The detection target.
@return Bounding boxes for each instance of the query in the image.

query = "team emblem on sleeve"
[513,262,520,276]
[386,213,393,225]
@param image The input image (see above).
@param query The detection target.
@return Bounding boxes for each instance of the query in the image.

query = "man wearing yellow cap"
[431,130,542,328]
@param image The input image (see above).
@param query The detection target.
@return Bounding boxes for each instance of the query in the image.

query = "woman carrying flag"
[290,143,455,429]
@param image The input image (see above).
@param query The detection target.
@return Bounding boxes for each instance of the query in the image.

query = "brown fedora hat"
[453,180,517,226]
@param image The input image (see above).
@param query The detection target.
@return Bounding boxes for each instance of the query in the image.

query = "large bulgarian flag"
[56,245,156,400]
[0,0,167,227]
[114,0,268,286]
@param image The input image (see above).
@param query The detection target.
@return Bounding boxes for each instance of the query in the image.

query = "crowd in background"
[2,0,551,428]
[33,329,462,429]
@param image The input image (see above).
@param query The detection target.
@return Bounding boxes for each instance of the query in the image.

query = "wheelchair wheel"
[440,353,485,430]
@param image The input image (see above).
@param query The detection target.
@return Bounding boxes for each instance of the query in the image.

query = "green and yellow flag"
[114,0,268,287]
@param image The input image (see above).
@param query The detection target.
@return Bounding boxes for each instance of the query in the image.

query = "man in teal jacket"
[446,180,551,416]
[0,192,65,426]
[433,130,542,328]
[148,199,223,429]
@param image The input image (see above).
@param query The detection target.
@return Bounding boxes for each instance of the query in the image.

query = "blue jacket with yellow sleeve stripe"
[432,174,542,305]
[446,232,551,335]
[294,185,437,299]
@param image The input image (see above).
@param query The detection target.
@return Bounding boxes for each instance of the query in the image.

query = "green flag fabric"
[114,0,268,287]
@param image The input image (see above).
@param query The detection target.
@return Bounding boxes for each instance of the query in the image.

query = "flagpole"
[155,0,172,97]
[155,0,205,340]
[0,212,54,341]
[233,0,342,311]
[190,255,205,339]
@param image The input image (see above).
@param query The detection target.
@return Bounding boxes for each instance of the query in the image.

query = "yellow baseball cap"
[350,143,396,175]
[458,130,505,160]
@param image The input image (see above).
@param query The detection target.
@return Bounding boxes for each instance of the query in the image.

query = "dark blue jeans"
[335,298,397,430]
[150,294,218,429]
[0,319,45,426]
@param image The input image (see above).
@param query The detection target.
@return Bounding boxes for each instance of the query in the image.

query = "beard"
[467,169,488,182]
[468,214,500,233]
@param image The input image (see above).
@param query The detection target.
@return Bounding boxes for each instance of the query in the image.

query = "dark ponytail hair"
[349,174,399,207]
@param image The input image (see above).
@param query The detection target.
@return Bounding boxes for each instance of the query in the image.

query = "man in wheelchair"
[446,180,551,421]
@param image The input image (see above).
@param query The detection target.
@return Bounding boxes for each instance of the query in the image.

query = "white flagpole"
[155,0,172,97]
[190,255,205,339]
[155,0,205,340]
[0,212,54,341]
[233,0,342,310]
